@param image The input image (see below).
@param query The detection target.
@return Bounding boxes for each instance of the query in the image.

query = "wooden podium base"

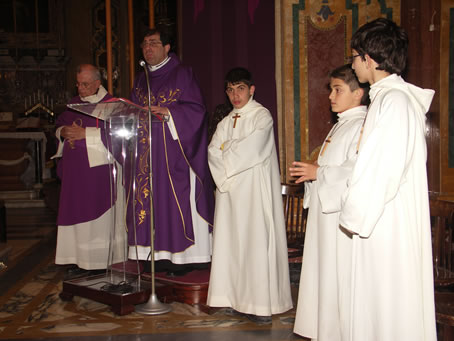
[60,271,158,315]
[59,262,210,315]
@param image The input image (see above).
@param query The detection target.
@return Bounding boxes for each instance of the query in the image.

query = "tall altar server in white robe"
[291,64,369,340]
[207,67,292,324]
[339,18,436,341]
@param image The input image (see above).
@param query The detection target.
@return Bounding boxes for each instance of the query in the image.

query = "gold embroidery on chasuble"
[135,111,150,226]
[161,120,194,244]
[133,86,182,226]
[167,109,213,230]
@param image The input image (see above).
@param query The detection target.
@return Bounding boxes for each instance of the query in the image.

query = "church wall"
[276,0,401,183]
[0,0,67,190]
[399,0,442,195]
[0,0,66,119]
[64,1,94,100]
[1,0,452,197]
[0,0,136,192]
[64,0,131,99]
[276,0,454,198]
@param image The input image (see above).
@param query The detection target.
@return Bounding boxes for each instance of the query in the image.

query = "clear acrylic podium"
[59,98,171,315]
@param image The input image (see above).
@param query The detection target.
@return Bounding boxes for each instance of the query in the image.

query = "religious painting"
[276,0,400,182]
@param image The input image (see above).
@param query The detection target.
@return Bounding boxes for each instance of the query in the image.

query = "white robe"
[339,74,436,341]
[206,98,293,316]
[293,106,367,340]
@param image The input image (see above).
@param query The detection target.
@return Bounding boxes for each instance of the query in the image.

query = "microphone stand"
[135,60,171,315]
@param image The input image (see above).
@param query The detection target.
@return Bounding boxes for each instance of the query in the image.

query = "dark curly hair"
[351,18,408,75]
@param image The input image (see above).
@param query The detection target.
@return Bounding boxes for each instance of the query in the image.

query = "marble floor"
[0,203,307,341]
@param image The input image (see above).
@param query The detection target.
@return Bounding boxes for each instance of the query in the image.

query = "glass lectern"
[59,98,169,315]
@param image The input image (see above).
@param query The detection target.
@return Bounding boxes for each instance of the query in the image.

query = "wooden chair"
[435,292,454,341]
[282,183,307,258]
[430,197,454,340]
[430,197,454,288]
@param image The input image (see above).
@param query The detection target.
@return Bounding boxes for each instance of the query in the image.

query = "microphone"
[139,59,146,68]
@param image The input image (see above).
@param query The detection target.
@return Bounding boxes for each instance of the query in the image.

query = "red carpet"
[155,269,210,285]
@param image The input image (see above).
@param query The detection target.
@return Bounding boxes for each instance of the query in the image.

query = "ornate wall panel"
[441,0,454,193]
[92,0,121,97]
[0,0,66,115]
[276,0,400,182]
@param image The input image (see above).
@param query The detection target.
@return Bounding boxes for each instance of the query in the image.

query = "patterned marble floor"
[0,205,307,341]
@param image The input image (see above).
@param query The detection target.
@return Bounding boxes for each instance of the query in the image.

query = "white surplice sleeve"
[317,122,363,214]
[303,181,312,209]
[85,127,109,168]
[51,126,65,159]
[339,90,413,237]
[223,110,274,176]
[317,158,357,214]
[208,109,274,192]
[208,120,229,191]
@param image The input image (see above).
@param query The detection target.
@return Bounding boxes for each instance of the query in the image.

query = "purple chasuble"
[56,93,114,225]
[128,53,214,253]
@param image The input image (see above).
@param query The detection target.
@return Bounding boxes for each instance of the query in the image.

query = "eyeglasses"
[141,40,163,48]
[348,54,362,63]
[76,81,95,88]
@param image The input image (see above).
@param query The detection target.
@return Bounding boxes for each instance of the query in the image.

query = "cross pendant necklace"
[232,113,241,128]
[319,121,346,156]
[320,137,331,156]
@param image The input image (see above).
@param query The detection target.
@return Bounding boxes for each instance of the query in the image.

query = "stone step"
[4,199,46,208]
[0,189,46,208]
[0,189,40,201]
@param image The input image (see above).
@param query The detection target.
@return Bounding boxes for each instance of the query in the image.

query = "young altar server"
[290,64,369,340]
[207,67,293,325]
[339,18,436,340]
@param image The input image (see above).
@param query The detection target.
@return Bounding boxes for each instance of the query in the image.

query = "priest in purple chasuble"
[53,64,126,271]
[127,27,214,266]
